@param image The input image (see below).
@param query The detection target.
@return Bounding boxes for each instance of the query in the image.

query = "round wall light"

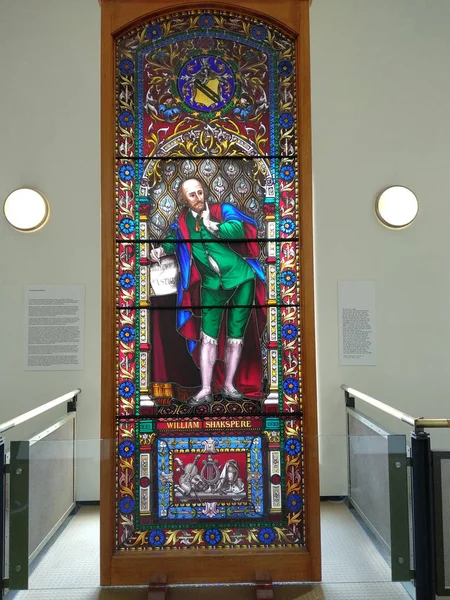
[3,188,50,232]
[375,185,418,229]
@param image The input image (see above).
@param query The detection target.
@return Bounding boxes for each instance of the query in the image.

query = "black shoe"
[221,388,243,401]
[187,394,213,407]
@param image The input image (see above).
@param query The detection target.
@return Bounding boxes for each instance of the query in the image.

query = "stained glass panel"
[116,12,296,159]
[117,158,298,241]
[117,416,304,550]
[115,8,304,554]
[117,303,301,418]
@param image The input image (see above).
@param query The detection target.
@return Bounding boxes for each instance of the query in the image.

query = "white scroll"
[150,256,179,296]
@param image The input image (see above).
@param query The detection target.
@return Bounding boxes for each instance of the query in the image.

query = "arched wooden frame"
[99,0,319,586]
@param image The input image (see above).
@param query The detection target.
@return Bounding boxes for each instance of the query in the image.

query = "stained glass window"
[115,10,304,553]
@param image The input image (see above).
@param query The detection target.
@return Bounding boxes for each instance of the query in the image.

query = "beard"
[188,198,205,213]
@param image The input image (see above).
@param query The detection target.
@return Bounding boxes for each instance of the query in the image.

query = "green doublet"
[162,212,255,291]
[162,210,256,339]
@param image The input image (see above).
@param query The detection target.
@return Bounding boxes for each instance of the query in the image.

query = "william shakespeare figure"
[150,178,266,406]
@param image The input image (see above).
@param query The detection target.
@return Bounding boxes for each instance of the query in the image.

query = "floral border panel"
[116,416,304,550]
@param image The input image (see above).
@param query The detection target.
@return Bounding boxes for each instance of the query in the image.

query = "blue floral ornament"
[198,14,214,28]
[146,24,163,40]
[149,530,166,547]
[119,218,135,235]
[279,113,294,128]
[118,111,134,128]
[280,165,295,182]
[278,60,293,77]
[158,102,181,123]
[251,25,267,40]
[204,528,222,546]
[119,272,135,289]
[119,381,135,398]
[283,377,299,394]
[281,270,296,286]
[119,164,134,181]
[258,527,276,545]
[119,441,135,457]
[120,326,135,343]
[233,100,254,121]
[286,493,303,512]
[282,323,298,340]
[280,218,295,235]
[285,438,301,456]
[119,59,134,76]
[119,497,134,514]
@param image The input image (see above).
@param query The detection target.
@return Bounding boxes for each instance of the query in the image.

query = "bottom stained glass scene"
[117,416,304,550]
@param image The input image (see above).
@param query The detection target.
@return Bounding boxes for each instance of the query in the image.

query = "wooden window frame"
[99,0,320,586]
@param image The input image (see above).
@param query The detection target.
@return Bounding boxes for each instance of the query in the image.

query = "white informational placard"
[25,285,85,371]
[338,280,377,366]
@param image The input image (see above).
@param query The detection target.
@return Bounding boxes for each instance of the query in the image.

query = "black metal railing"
[0,388,80,597]
[343,384,450,600]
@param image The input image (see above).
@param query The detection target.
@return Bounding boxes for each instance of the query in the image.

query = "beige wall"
[311,0,450,493]
[0,0,101,499]
[1,0,450,499]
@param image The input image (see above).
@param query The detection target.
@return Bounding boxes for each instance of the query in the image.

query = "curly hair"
[176,178,206,207]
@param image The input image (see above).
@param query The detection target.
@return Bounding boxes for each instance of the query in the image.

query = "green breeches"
[201,279,255,340]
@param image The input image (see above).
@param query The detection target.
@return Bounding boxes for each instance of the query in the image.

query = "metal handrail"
[341,384,450,430]
[343,383,444,598]
[342,384,416,426]
[415,418,450,429]
[0,389,81,435]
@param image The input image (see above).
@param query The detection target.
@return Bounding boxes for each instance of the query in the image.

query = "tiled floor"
[10,502,413,599]
[11,583,412,599]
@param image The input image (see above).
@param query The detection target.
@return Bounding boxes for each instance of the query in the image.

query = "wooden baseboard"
[108,548,317,586]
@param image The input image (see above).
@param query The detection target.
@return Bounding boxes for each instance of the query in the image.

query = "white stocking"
[193,333,218,401]
[223,338,243,393]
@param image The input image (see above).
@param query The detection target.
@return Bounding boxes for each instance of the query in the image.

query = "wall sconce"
[375,186,418,229]
[3,188,50,232]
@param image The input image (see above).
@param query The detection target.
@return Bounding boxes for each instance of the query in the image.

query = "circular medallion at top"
[177,55,236,112]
